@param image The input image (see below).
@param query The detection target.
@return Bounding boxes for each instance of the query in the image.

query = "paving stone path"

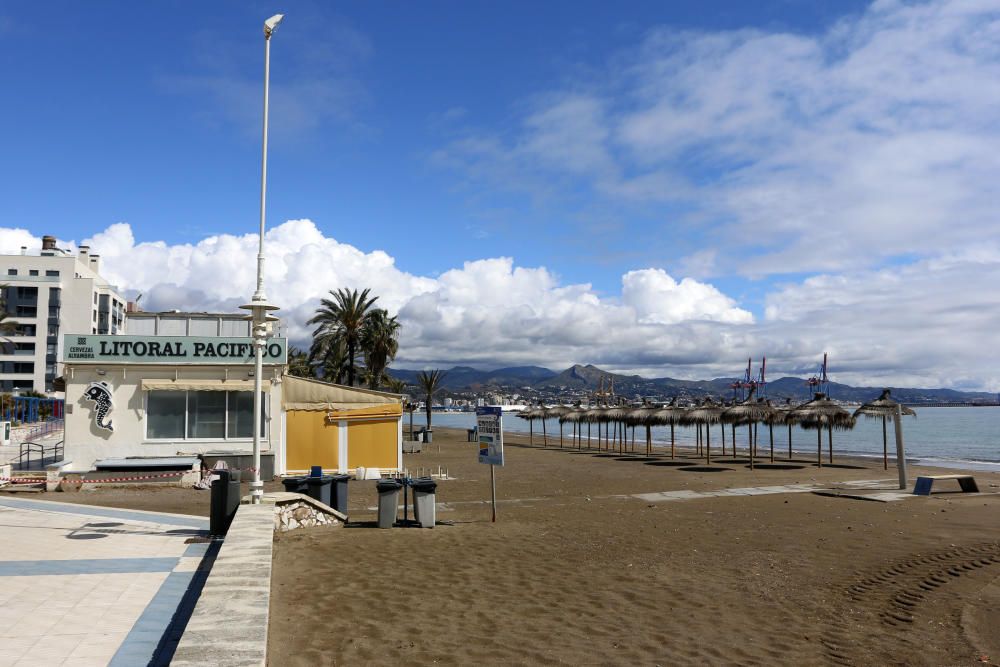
[0,497,214,666]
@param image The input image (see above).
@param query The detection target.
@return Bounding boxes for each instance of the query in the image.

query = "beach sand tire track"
[824,542,1000,665]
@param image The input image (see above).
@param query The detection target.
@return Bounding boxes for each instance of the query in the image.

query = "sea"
[407,406,1000,472]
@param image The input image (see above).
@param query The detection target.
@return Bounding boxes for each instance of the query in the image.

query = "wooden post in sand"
[816,428,822,468]
[894,403,907,490]
[882,416,888,470]
[490,465,497,522]
[769,423,775,463]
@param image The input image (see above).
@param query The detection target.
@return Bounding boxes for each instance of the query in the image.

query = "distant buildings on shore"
[0,235,125,393]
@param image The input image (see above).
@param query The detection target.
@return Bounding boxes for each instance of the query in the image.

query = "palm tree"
[361,309,400,389]
[384,377,407,395]
[417,370,446,432]
[286,347,313,378]
[313,336,349,384]
[307,288,379,386]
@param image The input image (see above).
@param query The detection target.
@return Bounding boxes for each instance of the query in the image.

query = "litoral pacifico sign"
[476,406,504,466]
[62,335,288,365]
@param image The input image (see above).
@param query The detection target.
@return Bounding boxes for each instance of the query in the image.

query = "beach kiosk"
[60,331,287,476]
[282,375,403,476]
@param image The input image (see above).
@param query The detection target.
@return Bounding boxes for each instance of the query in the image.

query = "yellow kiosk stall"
[281,375,403,475]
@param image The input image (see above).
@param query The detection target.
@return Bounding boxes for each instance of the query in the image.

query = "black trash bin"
[329,474,350,516]
[281,476,308,494]
[306,474,334,507]
[410,476,438,528]
[376,478,402,528]
[210,469,242,536]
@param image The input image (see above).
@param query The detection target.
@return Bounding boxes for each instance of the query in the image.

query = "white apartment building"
[1,235,125,393]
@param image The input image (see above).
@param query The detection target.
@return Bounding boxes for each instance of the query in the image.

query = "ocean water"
[407,407,1000,471]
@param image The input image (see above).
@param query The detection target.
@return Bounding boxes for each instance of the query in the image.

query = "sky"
[1,0,999,391]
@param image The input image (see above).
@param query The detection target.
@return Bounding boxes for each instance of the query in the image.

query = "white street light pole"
[242,13,284,505]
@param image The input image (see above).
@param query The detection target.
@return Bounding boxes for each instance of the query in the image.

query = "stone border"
[171,504,274,666]
[249,491,348,532]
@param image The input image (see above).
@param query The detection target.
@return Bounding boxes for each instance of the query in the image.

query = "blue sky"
[3,1,867,296]
[2,1,999,390]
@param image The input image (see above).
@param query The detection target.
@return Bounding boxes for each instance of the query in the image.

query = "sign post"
[476,406,504,522]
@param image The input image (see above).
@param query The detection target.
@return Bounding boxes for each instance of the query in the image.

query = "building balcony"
[3,275,61,283]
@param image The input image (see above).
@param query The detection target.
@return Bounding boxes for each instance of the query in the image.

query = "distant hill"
[387,365,556,389]
[389,363,997,405]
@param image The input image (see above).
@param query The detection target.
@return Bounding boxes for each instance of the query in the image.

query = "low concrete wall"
[171,504,274,666]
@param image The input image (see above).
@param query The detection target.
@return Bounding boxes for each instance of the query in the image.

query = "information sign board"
[476,406,504,466]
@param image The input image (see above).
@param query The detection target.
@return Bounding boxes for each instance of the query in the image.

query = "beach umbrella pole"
[706,425,711,465]
[828,425,833,464]
[769,424,774,463]
[894,403,907,489]
[882,416,888,470]
[788,424,792,460]
[816,428,822,468]
[670,423,675,459]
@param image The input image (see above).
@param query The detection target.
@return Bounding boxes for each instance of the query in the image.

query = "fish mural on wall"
[83,381,114,432]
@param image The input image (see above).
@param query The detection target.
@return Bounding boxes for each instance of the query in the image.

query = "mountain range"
[389,364,998,405]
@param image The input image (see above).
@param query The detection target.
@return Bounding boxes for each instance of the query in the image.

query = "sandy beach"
[31,427,999,665]
[261,426,1000,666]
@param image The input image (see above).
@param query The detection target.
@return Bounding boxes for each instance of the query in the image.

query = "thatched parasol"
[517,406,542,446]
[544,405,574,448]
[771,397,797,459]
[646,398,683,458]
[684,398,725,464]
[603,405,630,453]
[625,405,660,455]
[787,393,856,467]
[853,389,916,470]
[722,388,775,468]
[559,407,589,449]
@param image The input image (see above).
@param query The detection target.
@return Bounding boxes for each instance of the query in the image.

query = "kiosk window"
[146,390,266,440]
[147,392,186,439]
[188,391,226,439]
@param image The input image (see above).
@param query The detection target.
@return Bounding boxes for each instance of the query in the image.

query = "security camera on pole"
[241,13,284,505]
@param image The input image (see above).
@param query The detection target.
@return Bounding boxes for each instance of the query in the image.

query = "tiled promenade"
[0,497,214,666]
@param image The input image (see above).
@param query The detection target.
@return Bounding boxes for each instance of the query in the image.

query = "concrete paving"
[0,497,213,666]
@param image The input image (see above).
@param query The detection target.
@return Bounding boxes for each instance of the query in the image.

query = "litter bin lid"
[330,474,350,482]
[411,477,437,491]
[376,479,402,491]
[306,476,334,484]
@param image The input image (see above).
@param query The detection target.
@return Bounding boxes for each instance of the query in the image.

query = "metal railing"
[22,418,64,441]
[11,439,64,471]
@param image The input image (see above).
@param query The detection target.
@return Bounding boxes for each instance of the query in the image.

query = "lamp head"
[264,13,284,37]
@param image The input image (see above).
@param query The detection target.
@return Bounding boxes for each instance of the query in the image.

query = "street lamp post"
[241,13,284,505]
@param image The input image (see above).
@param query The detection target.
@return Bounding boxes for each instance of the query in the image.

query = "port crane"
[806,353,831,397]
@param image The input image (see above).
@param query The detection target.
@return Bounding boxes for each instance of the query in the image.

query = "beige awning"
[282,375,402,411]
[141,379,271,392]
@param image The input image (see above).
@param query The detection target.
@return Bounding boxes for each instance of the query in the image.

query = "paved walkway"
[633,478,910,503]
[0,497,214,666]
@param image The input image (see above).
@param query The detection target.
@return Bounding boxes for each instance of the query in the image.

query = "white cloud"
[435,0,1000,276]
[621,268,752,325]
[7,220,997,390]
